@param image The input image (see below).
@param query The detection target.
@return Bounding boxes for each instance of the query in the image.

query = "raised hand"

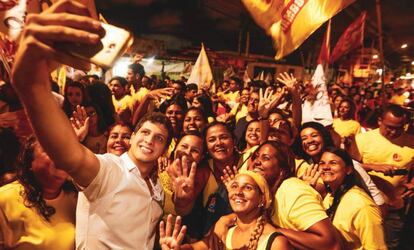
[70,105,90,142]
[258,87,282,118]
[276,72,298,90]
[159,214,187,250]
[12,0,105,89]
[167,155,197,201]
[221,165,238,188]
[302,164,321,188]
[158,156,169,172]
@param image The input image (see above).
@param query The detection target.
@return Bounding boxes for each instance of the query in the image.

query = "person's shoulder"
[342,186,374,208]
[355,128,378,144]
[0,181,21,202]
[278,177,318,196]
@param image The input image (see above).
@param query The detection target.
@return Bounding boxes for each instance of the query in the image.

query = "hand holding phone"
[56,23,134,69]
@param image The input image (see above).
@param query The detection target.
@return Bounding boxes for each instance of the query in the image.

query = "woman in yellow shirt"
[332,98,361,144]
[319,147,386,250]
[0,136,77,250]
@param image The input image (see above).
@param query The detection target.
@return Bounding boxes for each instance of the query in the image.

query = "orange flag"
[330,11,366,63]
[242,0,355,60]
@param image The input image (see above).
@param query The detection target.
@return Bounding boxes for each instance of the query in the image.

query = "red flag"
[330,11,366,63]
[317,19,331,65]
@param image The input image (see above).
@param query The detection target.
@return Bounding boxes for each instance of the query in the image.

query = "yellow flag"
[242,0,355,60]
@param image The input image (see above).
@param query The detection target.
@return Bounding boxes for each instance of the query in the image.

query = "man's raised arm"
[11,0,105,187]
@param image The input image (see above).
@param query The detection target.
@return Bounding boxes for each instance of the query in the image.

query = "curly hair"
[16,136,55,221]
[16,136,76,221]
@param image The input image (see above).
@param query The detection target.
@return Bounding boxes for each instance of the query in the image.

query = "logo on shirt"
[393,153,402,162]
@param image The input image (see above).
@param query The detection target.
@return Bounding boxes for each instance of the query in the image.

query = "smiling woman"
[160,170,292,250]
[319,147,386,250]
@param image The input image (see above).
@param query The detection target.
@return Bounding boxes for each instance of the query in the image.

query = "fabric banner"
[242,0,355,60]
[187,44,213,91]
[330,11,366,63]
[302,64,333,126]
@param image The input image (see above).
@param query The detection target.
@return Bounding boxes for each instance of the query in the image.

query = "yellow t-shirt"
[230,104,248,123]
[333,118,361,138]
[355,128,414,208]
[112,95,134,114]
[0,181,76,250]
[323,186,386,250]
[389,94,406,106]
[272,177,328,231]
[132,87,150,104]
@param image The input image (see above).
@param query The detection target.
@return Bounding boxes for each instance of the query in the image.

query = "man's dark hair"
[109,76,128,87]
[185,83,198,92]
[134,112,174,150]
[128,63,145,77]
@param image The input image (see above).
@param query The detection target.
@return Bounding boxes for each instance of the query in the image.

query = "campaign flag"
[242,0,355,60]
[330,11,366,63]
[187,44,213,91]
[301,64,333,126]
[317,19,331,65]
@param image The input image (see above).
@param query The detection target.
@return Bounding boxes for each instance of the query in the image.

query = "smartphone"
[56,23,134,69]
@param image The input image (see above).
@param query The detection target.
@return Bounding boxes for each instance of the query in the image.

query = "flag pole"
[375,0,385,90]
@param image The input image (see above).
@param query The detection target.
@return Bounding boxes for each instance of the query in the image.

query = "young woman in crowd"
[159,97,187,156]
[81,103,108,154]
[332,98,361,147]
[160,170,292,249]
[319,147,386,249]
[182,107,208,133]
[159,131,211,241]
[0,136,77,250]
[238,119,261,162]
[293,122,385,209]
[62,81,86,118]
[106,121,133,156]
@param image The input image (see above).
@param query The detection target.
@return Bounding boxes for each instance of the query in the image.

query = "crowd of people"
[1,1,414,249]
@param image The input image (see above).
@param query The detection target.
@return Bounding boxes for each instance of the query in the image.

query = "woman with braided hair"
[159,170,292,249]
[0,136,77,249]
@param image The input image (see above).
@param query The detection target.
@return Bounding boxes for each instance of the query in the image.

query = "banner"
[187,44,213,90]
[302,64,333,126]
[242,0,355,60]
[330,11,366,63]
